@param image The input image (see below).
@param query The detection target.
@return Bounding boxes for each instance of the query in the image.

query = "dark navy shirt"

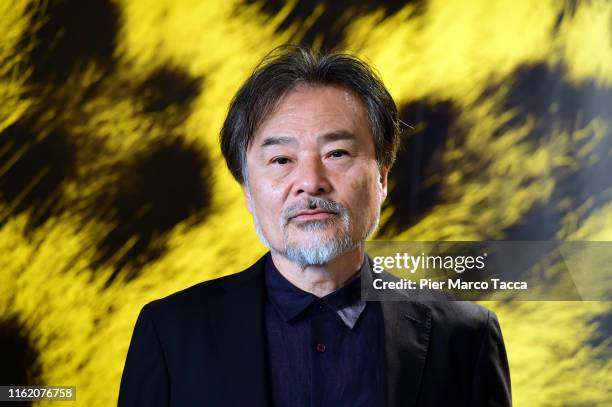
[264,254,385,407]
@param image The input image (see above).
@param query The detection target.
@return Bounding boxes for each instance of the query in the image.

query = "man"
[118,45,512,406]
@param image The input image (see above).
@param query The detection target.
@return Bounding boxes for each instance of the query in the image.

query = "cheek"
[349,177,371,192]
[346,177,382,217]
[349,179,362,190]
[349,175,382,201]
[252,183,285,218]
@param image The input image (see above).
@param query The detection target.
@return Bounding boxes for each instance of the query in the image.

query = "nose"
[293,155,332,196]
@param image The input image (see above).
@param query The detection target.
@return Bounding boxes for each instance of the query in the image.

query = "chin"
[292,228,344,242]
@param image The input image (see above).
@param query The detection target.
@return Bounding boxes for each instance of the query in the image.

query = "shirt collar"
[264,253,368,329]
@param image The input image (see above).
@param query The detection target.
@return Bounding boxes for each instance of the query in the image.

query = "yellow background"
[1,0,611,405]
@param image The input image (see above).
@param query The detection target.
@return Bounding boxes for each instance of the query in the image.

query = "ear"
[242,183,254,214]
[379,166,389,201]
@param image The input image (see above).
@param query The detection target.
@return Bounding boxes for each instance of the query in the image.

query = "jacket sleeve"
[471,310,512,407]
[118,304,169,406]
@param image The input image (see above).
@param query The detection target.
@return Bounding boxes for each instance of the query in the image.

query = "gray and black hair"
[220,44,401,185]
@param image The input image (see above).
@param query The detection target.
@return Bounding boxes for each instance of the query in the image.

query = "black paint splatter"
[0,316,42,394]
[19,0,120,85]
[0,119,77,230]
[552,0,580,34]
[241,0,425,49]
[137,66,203,114]
[484,62,612,239]
[378,99,460,236]
[92,137,213,283]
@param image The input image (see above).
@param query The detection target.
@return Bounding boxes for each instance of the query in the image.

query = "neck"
[270,246,365,298]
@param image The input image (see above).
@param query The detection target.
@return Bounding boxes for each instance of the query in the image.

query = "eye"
[271,156,291,165]
[328,150,349,158]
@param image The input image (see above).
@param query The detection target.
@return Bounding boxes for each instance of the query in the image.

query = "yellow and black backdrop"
[1,0,611,405]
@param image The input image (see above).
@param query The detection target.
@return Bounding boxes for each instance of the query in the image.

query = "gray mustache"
[282,197,347,226]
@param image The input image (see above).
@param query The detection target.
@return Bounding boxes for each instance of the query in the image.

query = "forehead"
[251,85,372,145]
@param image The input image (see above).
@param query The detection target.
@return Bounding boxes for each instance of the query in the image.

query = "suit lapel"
[382,300,432,407]
[208,257,270,407]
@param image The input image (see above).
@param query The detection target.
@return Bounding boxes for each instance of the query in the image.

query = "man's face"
[243,85,388,266]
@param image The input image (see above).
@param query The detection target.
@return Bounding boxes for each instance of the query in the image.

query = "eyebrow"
[259,131,357,148]
[259,136,298,148]
[318,130,357,144]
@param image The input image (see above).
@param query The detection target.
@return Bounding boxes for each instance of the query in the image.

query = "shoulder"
[425,300,498,341]
[142,254,267,323]
[428,300,491,322]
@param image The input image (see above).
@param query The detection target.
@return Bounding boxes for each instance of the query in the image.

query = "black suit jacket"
[118,254,512,406]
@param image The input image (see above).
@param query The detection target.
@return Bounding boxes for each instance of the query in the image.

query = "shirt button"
[316,343,326,353]
[317,303,325,310]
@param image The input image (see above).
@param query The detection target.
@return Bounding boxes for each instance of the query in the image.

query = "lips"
[290,210,337,222]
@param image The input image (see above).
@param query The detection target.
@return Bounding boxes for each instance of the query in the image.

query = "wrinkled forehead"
[248,84,373,149]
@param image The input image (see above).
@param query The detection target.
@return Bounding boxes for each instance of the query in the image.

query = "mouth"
[290,210,338,222]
